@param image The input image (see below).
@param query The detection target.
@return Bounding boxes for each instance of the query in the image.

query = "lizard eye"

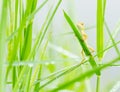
[80,22,84,26]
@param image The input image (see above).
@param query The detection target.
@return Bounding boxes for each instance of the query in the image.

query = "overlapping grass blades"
[12,0,62,92]
[6,0,49,80]
[0,0,120,91]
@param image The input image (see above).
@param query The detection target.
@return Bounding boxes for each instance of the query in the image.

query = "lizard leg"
[88,45,94,53]
[81,50,85,63]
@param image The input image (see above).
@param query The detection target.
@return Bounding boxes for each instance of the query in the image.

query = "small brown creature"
[77,22,94,59]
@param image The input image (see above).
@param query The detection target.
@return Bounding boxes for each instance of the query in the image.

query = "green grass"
[0,0,8,92]
[0,0,120,92]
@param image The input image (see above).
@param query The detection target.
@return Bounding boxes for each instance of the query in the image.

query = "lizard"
[77,22,95,60]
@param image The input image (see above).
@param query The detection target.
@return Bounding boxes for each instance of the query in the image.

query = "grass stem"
[96,75,101,92]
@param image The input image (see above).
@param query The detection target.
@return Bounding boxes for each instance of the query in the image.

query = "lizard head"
[77,22,85,31]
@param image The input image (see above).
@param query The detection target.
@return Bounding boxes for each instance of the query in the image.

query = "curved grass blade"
[63,10,100,75]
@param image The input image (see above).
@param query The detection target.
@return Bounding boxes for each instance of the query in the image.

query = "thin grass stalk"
[105,22,120,55]
[24,68,32,92]
[96,0,106,91]
[96,74,101,92]
[13,66,27,92]
[33,32,53,91]
[98,0,104,57]
[29,39,49,91]
[97,0,104,60]
[34,36,50,91]
[12,0,19,89]
[104,19,120,56]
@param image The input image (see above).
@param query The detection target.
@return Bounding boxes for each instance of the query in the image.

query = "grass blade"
[0,0,8,91]
[96,0,104,60]
[63,10,100,75]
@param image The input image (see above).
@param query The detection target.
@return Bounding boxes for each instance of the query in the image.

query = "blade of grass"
[96,0,106,91]
[96,0,104,60]
[0,0,8,91]
[24,68,32,92]
[12,0,19,89]
[63,10,100,75]
[14,0,18,30]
